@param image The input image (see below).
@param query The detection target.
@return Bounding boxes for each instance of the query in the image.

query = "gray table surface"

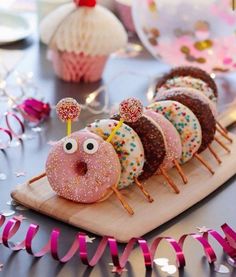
[0,33,236,277]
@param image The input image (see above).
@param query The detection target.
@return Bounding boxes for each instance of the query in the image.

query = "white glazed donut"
[148,100,202,164]
[86,119,145,189]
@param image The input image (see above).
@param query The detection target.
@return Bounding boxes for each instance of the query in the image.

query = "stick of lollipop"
[56,98,81,136]
[107,98,154,202]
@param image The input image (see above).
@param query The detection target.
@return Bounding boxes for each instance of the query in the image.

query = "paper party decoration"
[40,0,127,82]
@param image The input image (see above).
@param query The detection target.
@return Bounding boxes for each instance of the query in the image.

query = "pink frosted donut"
[144,110,182,170]
[46,130,121,203]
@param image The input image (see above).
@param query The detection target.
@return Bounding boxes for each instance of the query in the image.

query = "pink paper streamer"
[0,214,236,270]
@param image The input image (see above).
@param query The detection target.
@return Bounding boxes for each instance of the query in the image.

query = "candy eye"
[63,138,78,154]
[83,138,99,154]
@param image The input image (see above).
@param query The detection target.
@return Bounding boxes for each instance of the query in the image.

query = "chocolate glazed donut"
[155,66,218,99]
[111,114,166,180]
[156,93,216,153]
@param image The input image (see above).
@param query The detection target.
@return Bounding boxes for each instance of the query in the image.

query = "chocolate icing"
[155,66,218,99]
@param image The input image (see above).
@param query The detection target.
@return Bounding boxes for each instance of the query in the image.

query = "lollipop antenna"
[106,98,143,143]
[56,98,81,137]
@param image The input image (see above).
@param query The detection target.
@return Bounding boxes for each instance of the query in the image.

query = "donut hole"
[76,161,88,176]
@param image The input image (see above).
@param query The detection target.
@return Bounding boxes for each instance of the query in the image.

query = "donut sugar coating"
[154,88,216,153]
[46,130,121,203]
[112,114,166,181]
[155,66,218,103]
[147,100,202,164]
[86,119,145,189]
[144,110,182,171]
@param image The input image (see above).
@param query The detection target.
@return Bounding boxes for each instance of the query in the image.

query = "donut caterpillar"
[29,66,233,215]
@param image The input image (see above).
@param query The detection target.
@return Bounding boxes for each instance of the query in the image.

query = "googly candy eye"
[83,138,99,154]
[63,138,78,154]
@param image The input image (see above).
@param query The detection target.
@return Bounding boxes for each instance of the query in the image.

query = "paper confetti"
[85,236,96,243]
[214,263,230,274]
[0,173,7,181]
[197,226,211,233]
[15,171,26,177]
[111,266,128,275]
[31,127,42,133]
[10,140,21,148]
[13,214,26,222]
[154,258,169,266]
[21,134,35,141]
[161,264,177,275]
[47,140,59,146]
[0,210,15,217]
[6,200,18,206]
[15,205,28,211]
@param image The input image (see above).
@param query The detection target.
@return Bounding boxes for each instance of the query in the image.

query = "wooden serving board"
[11,133,236,242]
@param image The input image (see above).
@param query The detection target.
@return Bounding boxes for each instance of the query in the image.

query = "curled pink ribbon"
[0,127,12,149]
[5,112,25,138]
[1,215,236,270]
[0,112,25,149]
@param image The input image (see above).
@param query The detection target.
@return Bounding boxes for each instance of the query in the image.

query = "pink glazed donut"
[46,130,121,203]
[144,110,182,170]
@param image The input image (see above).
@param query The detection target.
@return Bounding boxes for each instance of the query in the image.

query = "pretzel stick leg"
[216,126,233,143]
[134,177,154,203]
[173,159,188,184]
[194,153,214,175]
[111,186,134,215]
[28,172,46,185]
[159,167,180,194]
[216,121,228,134]
[208,145,222,164]
[214,137,231,153]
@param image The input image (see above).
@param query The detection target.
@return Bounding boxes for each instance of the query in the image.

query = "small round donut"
[155,66,218,102]
[147,100,202,164]
[86,119,145,189]
[144,110,182,171]
[46,130,121,203]
[154,88,216,153]
[112,114,166,181]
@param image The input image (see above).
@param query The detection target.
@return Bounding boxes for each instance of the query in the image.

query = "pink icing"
[46,130,121,203]
[144,110,182,170]
[49,50,108,82]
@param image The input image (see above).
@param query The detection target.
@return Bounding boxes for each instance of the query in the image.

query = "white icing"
[86,119,145,189]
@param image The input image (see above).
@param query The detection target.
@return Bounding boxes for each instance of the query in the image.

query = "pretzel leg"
[111,186,134,215]
[28,172,46,185]
[173,159,188,184]
[194,154,214,175]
